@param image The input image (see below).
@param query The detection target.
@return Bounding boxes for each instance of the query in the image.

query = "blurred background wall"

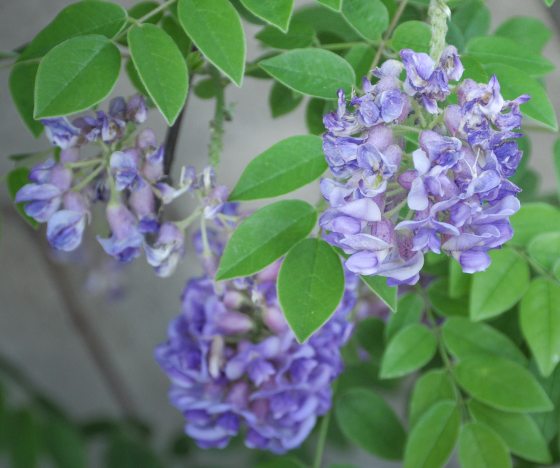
[0,0,559,465]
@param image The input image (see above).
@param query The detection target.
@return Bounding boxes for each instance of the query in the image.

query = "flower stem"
[65,158,103,169]
[428,0,450,61]
[113,0,177,41]
[368,0,409,77]
[208,66,227,167]
[313,410,331,468]
[72,163,105,192]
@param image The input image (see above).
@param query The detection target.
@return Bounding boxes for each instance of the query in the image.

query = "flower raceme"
[320,47,528,285]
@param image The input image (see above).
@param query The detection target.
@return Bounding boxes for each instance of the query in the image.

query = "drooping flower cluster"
[14,97,229,277]
[156,227,358,453]
[321,47,527,285]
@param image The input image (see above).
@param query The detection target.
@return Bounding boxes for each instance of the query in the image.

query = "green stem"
[113,0,177,41]
[512,247,560,285]
[312,410,331,468]
[321,41,374,51]
[428,0,450,61]
[384,197,408,218]
[65,158,103,169]
[72,164,105,192]
[175,208,202,230]
[368,0,409,77]
[208,67,226,167]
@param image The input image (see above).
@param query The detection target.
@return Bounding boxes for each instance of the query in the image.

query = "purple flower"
[110,149,142,191]
[97,204,144,263]
[46,210,86,251]
[145,223,185,277]
[15,183,62,222]
[41,118,79,149]
[155,261,357,453]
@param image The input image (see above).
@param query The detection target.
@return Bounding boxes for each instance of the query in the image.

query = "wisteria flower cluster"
[321,47,528,285]
[14,97,230,277]
[156,228,358,453]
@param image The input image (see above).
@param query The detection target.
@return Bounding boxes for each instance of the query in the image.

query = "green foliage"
[408,369,455,427]
[385,293,424,340]
[34,35,120,118]
[469,248,529,321]
[259,49,355,99]
[458,422,511,468]
[520,278,560,377]
[44,417,87,468]
[316,0,342,11]
[404,401,460,468]
[341,0,389,42]
[278,238,344,342]
[454,356,552,412]
[380,324,437,379]
[428,278,469,317]
[178,0,246,86]
[9,63,43,136]
[6,167,39,228]
[391,21,431,53]
[7,408,40,468]
[240,0,294,32]
[527,232,560,271]
[360,275,398,313]
[216,200,316,280]
[495,17,552,53]
[128,24,188,125]
[229,135,325,201]
[256,21,315,50]
[268,82,303,117]
[511,202,560,247]
[344,44,376,86]
[335,388,406,459]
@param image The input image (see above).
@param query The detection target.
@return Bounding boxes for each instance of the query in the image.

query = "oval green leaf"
[468,400,551,464]
[316,0,342,11]
[442,317,527,365]
[495,17,552,53]
[256,20,315,50]
[520,278,560,377]
[229,135,326,201]
[458,422,511,468]
[178,0,246,86]
[469,248,529,321]
[9,63,43,137]
[240,0,294,32]
[391,21,431,54]
[380,324,437,379]
[527,232,560,271]
[45,417,87,468]
[511,202,560,246]
[19,0,127,60]
[128,24,188,125]
[269,82,303,118]
[341,0,389,42]
[278,238,344,342]
[409,369,455,428]
[216,200,317,280]
[360,275,398,313]
[385,293,424,341]
[467,36,554,77]
[404,401,460,468]
[34,35,120,118]
[344,44,376,86]
[454,356,552,413]
[259,48,355,99]
[335,389,406,460]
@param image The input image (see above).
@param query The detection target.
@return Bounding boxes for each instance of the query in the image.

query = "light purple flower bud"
[129,183,158,234]
[15,183,62,222]
[60,147,80,163]
[46,209,86,251]
[29,159,56,184]
[97,204,144,263]
[41,118,79,149]
[127,95,147,123]
[145,222,185,277]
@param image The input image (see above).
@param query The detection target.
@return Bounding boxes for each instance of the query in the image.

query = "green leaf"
[554,139,560,202]
[458,422,511,468]
[467,36,554,77]
[216,200,317,280]
[292,5,361,42]
[105,433,163,468]
[229,135,325,201]
[468,400,551,464]
[45,417,86,468]
[34,35,120,118]
[128,1,164,25]
[520,278,560,377]
[178,0,246,86]
[451,0,490,44]
[531,361,560,442]
[469,248,529,321]
[128,25,188,125]
[19,0,127,60]
[305,98,327,135]
[545,0,556,5]
[355,317,386,363]
[404,401,460,468]
[240,0,294,32]
[335,389,406,460]
[193,78,219,99]
[483,63,558,131]
[380,324,436,379]
[448,260,470,299]
[9,63,43,136]
[316,0,342,11]
[511,202,560,246]
[161,16,192,57]
[428,278,468,317]
[259,49,355,99]
[278,238,344,342]
[409,369,455,428]
[391,21,431,53]
[256,20,315,50]
[495,17,551,53]
[442,317,527,365]
[344,44,376,86]
[360,275,398,313]
[7,409,40,468]
[454,356,552,412]
[341,0,389,42]
[268,82,303,118]
[125,59,149,97]
[6,168,39,229]
[385,293,424,341]
[527,232,560,271]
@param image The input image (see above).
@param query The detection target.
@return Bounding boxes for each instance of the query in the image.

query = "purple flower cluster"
[321,47,528,284]
[156,259,357,453]
[14,96,230,277]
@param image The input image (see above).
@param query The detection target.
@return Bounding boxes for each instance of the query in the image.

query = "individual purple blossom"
[41,118,79,149]
[145,222,185,277]
[110,149,142,191]
[97,204,144,263]
[15,183,62,222]
[46,192,89,251]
